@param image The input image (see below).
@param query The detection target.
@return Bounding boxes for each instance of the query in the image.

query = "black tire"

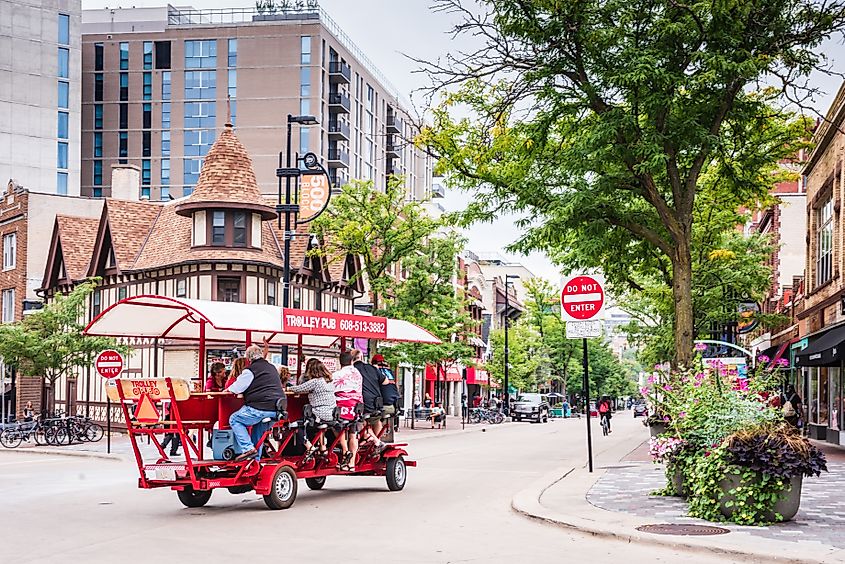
[514,416,521,422]
[85,423,104,442]
[0,430,22,448]
[34,427,47,445]
[494,413,504,424]
[386,456,407,491]
[305,476,326,491]
[54,426,69,445]
[177,486,212,508]
[263,465,297,510]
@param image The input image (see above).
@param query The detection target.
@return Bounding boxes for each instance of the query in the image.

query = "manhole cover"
[636,524,730,536]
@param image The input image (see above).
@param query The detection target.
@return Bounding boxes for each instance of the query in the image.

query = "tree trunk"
[672,240,694,367]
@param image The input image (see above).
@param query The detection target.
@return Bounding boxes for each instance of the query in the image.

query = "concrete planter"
[649,422,668,437]
[718,472,803,522]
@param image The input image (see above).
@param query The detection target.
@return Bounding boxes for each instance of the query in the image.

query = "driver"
[226,344,284,461]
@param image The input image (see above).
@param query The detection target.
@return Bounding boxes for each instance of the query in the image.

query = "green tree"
[486,320,548,392]
[383,234,476,373]
[420,0,833,364]
[0,280,128,410]
[311,177,439,312]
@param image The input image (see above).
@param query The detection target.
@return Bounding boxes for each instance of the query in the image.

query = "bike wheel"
[0,430,23,448]
[85,423,104,442]
[34,427,47,445]
[54,426,69,445]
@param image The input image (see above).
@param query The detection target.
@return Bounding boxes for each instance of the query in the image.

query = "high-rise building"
[80,3,435,202]
[1,0,82,195]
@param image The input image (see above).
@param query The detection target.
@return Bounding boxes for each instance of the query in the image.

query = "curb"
[1,446,124,461]
[511,466,845,564]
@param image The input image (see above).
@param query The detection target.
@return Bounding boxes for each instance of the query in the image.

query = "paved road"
[1,415,738,563]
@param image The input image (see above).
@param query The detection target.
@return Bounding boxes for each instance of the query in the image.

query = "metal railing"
[328,92,351,111]
[327,120,350,138]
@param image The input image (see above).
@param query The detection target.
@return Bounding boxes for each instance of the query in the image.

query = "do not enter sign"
[95,350,124,378]
[561,274,606,322]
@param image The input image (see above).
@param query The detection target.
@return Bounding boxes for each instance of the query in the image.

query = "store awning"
[794,325,845,367]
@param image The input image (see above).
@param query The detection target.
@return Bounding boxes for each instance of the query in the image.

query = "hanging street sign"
[561,274,606,322]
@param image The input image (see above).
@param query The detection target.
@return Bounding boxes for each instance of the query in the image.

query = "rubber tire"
[85,423,104,442]
[34,428,47,445]
[305,476,326,491]
[514,416,521,422]
[0,430,22,448]
[386,456,407,492]
[177,487,212,508]
[263,465,297,510]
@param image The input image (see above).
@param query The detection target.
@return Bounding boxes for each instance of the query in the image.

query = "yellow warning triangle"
[134,393,159,423]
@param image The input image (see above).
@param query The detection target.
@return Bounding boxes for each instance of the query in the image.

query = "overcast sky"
[81,0,845,284]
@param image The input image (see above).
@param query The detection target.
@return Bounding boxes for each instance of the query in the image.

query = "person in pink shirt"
[332,350,363,471]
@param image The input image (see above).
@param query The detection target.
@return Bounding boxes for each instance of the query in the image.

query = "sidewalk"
[3,415,509,460]
[512,433,845,564]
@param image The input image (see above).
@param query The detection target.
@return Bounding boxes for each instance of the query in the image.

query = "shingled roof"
[175,123,277,220]
[42,215,102,289]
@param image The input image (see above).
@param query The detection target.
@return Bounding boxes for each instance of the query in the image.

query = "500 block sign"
[282,309,388,339]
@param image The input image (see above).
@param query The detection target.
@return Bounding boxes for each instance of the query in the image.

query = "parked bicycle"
[467,408,504,425]
[0,412,104,448]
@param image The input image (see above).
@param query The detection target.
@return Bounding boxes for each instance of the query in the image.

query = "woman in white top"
[289,359,336,458]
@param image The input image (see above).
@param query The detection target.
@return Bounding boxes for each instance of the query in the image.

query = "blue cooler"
[212,429,236,460]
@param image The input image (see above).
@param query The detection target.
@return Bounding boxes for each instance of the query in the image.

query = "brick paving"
[587,461,845,549]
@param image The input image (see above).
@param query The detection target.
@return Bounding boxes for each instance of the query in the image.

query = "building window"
[92,290,101,316]
[58,47,69,78]
[162,71,172,100]
[331,296,338,313]
[184,128,215,156]
[228,38,237,67]
[155,41,171,69]
[94,132,103,157]
[267,280,276,306]
[1,288,14,323]
[293,287,301,309]
[184,103,216,129]
[57,142,68,169]
[162,102,171,129]
[58,14,70,46]
[184,71,216,100]
[228,69,237,99]
[143,103,152,128]
[143,41,153,70]
[217,277,241,302]
[300,67,310,97]
[212,211,226,245]
[119,104,128,129]
[183,158,203,193]
[162,131,171,156]
[301,36,311,64]
[94,104,103,129]
[816,197,834,287]
[143,72,152,100]
[119,132,128,163]
[233,211,247,246]
[116,286,127,301]
[57,172,68,195]
[142,160,151,198]
[185,40,217,69]
[58,81,69,109]
[176,278,187,297]
[57,112,68,139]
[93,160,103,185]
[94,42,104,71]
[94,74,103,101]
[3,233,16,270]
[299,128,309,155]
[161,158,170,198]
[119,72,128,101]
[119,42,129,70]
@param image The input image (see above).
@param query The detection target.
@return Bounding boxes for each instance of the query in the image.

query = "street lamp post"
[503,274,520,416]
[276,114,335,366]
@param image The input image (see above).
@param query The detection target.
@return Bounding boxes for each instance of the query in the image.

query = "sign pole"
[582,337,593,473]
[107,393,111,454]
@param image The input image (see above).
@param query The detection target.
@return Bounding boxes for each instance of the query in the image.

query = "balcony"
[328,61,351,84]
[431,182,446,198]
[328,92,350,113]
[327,120,350,141]
[329,172,347,189]
[386,115,403,134]
[386,141,401,159]
[327,147,349,168]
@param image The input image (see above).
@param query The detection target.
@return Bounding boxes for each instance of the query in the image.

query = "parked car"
[512,393,550,423]
[633,401,648,418]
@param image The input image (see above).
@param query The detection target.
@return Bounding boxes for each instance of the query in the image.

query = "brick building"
[794,82,845,445]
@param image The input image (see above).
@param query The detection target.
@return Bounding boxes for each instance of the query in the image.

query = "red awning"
[466,366,489,385]
[425,365,463,382]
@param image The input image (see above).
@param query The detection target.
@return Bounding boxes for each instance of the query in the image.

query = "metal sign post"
[562,274,606,474]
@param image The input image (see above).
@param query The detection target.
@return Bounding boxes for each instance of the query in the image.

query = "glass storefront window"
[809,367,819,424]
[819,367,830,426]
[831,367,842,431]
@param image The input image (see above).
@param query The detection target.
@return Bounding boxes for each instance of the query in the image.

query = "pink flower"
[678,411,687,418]
[663,415,670,422]
[694,342,707,352]
[647,375,656,384]
[640,387,650,396]
[695,372,705,380]
[693,381,702,387]
[757,354,770,363]
[776,358,789,367]
[662,384,673,392]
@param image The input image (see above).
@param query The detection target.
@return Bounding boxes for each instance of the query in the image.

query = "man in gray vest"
[227,344,284,461]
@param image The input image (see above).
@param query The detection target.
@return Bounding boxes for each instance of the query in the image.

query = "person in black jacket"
[374,354,400,434]
[227,344,284,461]
[352,350,389,450]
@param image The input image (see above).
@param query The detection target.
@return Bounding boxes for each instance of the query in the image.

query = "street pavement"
[0,414,741,564]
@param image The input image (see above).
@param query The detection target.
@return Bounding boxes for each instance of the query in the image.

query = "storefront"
[794,324,845,445]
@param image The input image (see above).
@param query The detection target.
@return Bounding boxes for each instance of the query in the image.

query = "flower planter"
[649,422,668,437]
[717,472,802,522]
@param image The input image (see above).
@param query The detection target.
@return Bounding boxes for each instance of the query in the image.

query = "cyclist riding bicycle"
[598,396,612,434]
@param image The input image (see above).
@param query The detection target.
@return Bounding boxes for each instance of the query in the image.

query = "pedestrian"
[782,385,803,428]
[22,401,35,422]
[424,392,433,408]
[598,396,612,433]
[160,401,181,457]
[561,399,570,418]
[430,402,445,429]
[488,395,498,411]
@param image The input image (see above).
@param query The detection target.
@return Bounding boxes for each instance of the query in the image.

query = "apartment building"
[80,3,435,202]
[1,0,82,195]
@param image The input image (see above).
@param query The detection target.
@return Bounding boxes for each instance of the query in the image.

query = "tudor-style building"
[41,123,362,420]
